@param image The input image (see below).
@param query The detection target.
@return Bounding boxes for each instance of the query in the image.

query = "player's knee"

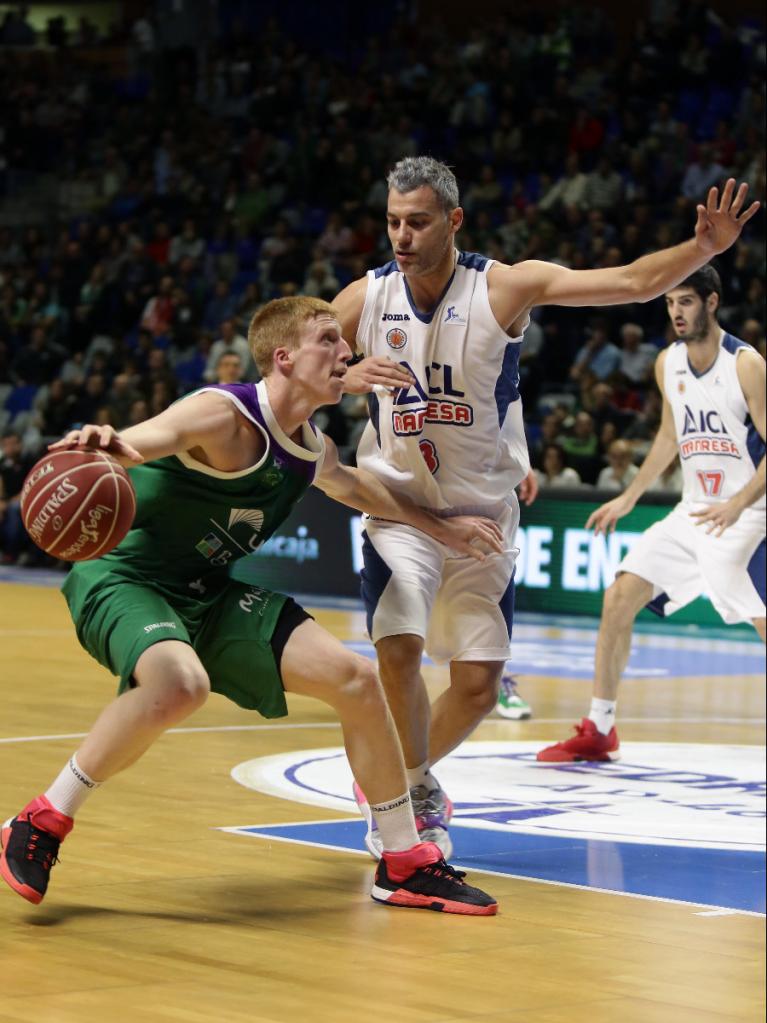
[335,655,384,710]
[462,679,499,716]
[146,665,210,724]
[603,576,644,623]
[376,634,423,681]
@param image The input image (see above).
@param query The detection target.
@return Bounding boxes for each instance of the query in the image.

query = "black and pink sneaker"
[1,795,73,904]
[372,842,498,916]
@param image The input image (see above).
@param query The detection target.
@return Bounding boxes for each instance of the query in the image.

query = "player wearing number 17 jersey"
[539,265,766,763]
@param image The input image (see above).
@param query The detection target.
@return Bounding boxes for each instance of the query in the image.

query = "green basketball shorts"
[63,571,302,718]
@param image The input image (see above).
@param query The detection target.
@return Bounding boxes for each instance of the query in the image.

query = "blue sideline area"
[229,818,766,915]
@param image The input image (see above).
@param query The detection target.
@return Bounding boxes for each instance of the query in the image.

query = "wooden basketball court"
[0,579,764,1023]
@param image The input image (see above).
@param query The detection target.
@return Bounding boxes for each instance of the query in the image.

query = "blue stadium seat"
[497,172,517,199]
[174,355,206,391]
[695,111,718,141]
[675,88,704,126]
[231,270,260,295]
[708,86,736,119]
[303,207,329,234]
[4,385,38,417]
[524,172,542,202]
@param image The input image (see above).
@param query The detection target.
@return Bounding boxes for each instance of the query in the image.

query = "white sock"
[405,761,439,793]
[45,754,101,818]
[589,698,617,736]
[370,791,419,852]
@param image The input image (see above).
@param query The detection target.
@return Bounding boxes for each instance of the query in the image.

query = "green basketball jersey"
[63,382,325,622]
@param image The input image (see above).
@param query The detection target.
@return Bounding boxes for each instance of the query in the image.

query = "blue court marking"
[342,637,765,680]
[231,819,766,915]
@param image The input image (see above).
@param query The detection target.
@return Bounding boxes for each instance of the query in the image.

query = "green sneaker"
[496,675,532,720]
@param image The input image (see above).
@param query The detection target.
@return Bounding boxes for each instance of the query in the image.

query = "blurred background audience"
[0,0,764,562]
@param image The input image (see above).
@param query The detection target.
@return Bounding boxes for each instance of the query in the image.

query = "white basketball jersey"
[664,332,765,510]
[355,251,529,511]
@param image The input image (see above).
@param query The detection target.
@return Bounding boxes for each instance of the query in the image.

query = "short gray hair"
[387,157,460,212]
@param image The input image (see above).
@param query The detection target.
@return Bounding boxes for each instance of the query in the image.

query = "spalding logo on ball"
[21,449,136,562]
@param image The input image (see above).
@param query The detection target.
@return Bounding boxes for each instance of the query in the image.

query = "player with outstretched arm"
[1,296,503,916]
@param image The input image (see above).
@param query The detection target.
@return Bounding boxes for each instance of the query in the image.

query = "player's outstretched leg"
[1,642,210,904]
[281,619,497,914]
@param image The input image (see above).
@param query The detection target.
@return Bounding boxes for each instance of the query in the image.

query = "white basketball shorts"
[618,502,766,625]
[360,498,520,663]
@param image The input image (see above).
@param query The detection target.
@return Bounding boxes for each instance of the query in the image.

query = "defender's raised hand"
[694,178,760,255]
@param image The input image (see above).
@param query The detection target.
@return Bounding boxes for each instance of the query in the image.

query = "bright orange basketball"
[20,448,136,561]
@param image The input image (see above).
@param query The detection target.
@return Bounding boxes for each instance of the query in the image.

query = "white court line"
[219,822,765,919]
[0,722,341,745]
[2,719,764,745]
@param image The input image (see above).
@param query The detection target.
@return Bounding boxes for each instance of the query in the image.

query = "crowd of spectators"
[0,1,765,563]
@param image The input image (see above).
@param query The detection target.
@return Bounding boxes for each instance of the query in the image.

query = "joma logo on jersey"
[393,400,473,436]
[682,405,728,435]
[381,313,410,321]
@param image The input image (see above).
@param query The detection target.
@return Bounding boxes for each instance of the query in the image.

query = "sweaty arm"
[586,351,678,535]
[488,179,760,330]
[313,434,504,561]
[690,349,766,535]
[49,391,252,470]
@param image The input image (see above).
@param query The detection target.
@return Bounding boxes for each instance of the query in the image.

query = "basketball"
[20,448,136,562]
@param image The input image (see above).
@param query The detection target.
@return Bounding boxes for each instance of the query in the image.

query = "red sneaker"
[537,718,620,763]
[372,842,498,916]
[0,795,73,904]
